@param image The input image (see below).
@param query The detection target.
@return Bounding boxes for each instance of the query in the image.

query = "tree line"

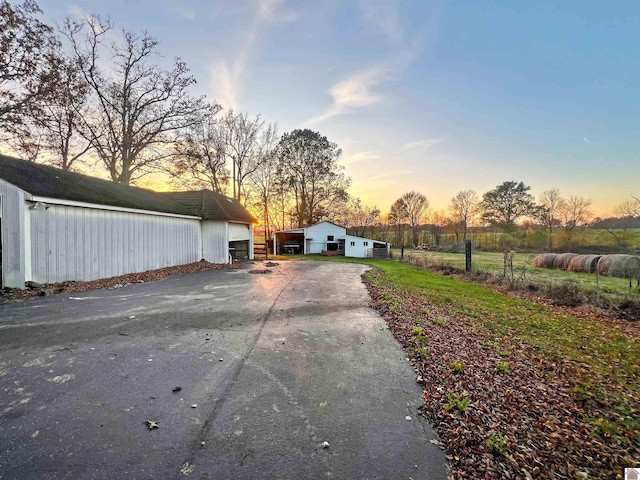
[384,183,639,250]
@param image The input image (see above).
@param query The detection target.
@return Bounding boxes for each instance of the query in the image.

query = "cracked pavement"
[0,261,448,479]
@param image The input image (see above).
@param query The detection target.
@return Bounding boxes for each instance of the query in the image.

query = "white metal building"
[273,221,390,258]
[0,155,255,289]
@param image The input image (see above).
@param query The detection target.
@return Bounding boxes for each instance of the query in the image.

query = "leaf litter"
[364,268,639,479]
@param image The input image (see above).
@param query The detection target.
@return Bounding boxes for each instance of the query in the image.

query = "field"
[399,249,639,302]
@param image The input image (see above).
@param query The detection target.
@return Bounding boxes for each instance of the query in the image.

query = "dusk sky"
[37,0,640,217]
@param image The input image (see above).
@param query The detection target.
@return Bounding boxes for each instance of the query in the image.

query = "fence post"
[401,244,404,259]
[465,240,472,272]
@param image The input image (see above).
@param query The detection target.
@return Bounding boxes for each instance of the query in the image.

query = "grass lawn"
[297,254,639,477]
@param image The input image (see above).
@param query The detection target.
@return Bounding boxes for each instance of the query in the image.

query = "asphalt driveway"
[0,261,448,479]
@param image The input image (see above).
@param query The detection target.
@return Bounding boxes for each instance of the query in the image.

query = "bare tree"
[169,104,227,192]
[244,122,279,239]
[62,15,210,184]
[388,200,406,246]
[559,195,592,230]
[392,191,429,247]
[0,0,63,142]
[538,188,565,250]
[449,189,479,242]
[219,109,267,202]
[606,199,640,247]
[429,210,451,247]
[349,199,381,238]
[616,199,640,219]
[13,57,92,170]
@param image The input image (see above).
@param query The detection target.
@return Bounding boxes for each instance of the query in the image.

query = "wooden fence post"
[465,240,472,272]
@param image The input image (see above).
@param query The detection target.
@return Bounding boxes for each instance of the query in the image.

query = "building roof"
[161,190,256,224]
[276,221,345,234]
[0,154,254,222]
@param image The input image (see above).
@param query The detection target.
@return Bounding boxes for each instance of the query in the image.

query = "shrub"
[543,281,584,307]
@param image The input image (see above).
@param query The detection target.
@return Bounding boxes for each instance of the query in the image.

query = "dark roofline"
[0,155,196,216]
[161,190,256,224]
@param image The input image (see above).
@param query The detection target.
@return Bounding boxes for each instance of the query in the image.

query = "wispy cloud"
[404,138,445,150]
[308,0,436,125]
[308,66,391,124]
[358,0,403,45]
[209,0,296,110]
[340,150,380,166]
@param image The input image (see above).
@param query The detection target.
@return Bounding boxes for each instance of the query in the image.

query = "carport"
[274,230,305,255]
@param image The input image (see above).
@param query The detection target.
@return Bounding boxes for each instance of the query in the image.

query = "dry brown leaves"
[1,260,242,300]
[365,270,639,480]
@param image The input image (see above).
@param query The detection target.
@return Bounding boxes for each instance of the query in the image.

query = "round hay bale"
[567,254,602,273]
[552,253,579,271]
[596,255,640,279]
[534,253,558,269]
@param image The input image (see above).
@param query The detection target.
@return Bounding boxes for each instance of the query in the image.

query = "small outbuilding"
[0,155,255,289]
[273,221,389,258]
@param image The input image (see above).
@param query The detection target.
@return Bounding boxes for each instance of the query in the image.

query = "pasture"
[400,249,639,302]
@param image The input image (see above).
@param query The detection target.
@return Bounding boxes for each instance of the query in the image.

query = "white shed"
[274,221,389,258]
[0,155,255,289]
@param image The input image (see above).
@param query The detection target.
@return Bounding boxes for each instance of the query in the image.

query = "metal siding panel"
[137,216,143,272]
[229,223,250,241]
[82,209,91,281]
[202,221,228,264]
[116,212,124,276]
[15,200,202,284]
[29,207,46,283]
[0,180,26,288]
[91,210,99,281]
[71,208,80,281]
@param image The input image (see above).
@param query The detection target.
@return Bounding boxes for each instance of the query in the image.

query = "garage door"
[229,223,250,241]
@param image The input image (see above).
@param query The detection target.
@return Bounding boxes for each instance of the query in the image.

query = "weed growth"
[451,361,464,374]
[495,360,509,372]
[444,393,470,413]
[487,431,508,456]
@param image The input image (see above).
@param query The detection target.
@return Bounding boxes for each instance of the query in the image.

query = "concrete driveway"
[0,261,448,479]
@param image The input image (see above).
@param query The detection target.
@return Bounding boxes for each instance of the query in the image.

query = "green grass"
[400,249,638,301]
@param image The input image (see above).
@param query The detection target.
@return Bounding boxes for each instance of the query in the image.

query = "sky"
[35,0,640,217]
